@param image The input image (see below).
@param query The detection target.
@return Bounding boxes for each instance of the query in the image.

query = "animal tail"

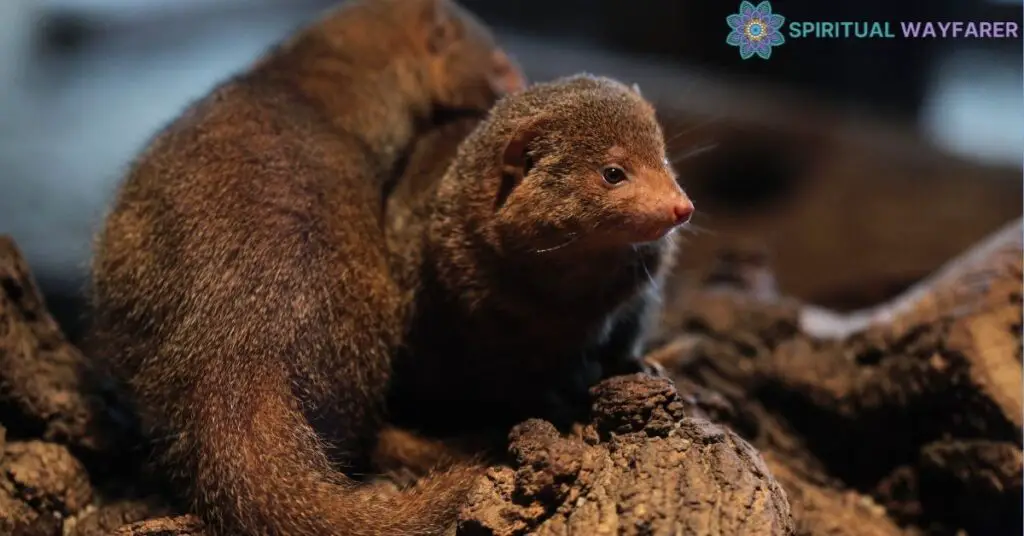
[168,370,480,536]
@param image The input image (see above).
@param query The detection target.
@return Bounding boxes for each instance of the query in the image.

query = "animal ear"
[496,117,546,207]
[501,118,545,180]
[422,0,458,55]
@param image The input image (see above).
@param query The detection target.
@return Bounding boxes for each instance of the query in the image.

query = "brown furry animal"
[387,74,695,436]
[386,115,484,300]
[87,0,524,534]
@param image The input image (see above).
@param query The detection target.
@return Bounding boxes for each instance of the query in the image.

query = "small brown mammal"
[88,0,524,535]
[388,74,694,435]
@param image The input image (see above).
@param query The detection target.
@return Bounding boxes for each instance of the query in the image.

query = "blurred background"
[0,0,1021,342]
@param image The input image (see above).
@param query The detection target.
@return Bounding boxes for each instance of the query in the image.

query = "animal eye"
[602,166,627,185]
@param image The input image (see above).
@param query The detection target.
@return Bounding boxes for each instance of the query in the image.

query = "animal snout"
[671,196,694,225]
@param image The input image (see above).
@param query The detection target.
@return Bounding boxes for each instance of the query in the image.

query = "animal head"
[474,75,693,258]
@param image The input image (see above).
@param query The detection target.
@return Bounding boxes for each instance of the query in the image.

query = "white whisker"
[532,232,579,254]
[665,115,723,144]
[679,221,713,236]
[640,254,657,288]
[671,142,719,165]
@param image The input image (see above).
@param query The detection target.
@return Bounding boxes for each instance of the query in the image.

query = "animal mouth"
[631,225,675,245]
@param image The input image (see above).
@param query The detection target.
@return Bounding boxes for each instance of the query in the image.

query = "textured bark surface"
[0,237,163,536]
[457,376,792,535]
[0,216,1019,535]
[112,515,207,536]
[650,218,1023,535]
[0,236,135,458]
[760,451,908,536]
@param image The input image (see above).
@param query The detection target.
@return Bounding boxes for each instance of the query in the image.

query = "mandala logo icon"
[726,1,786,60]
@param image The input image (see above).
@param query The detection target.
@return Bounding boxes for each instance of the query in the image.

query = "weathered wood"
[112,515,207,536]
[457,375,793,535]
[0,237,162,535]
[0,236,136,459]
[650,218,1023,535]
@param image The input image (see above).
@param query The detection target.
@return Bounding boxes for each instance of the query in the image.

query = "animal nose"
[671,198,694,225]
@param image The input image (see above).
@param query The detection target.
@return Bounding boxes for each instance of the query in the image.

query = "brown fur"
[371,424,497,482]
[87,1,524,535]
[387,74,694,435]
[385,116,484,303]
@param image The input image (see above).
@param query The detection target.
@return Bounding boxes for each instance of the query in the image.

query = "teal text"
[788,21,895,38]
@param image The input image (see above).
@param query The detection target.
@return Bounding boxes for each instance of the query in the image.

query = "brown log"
[0,235,137,461]
[0,236,167,534]
[761,452,910,536]
[456,375,793,536]
[0,440,92,536]
[65,498,173,536]
[649,218,1023,534]
[112,515,207,536]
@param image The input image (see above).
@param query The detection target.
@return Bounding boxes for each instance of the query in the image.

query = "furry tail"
[165,371,480,536]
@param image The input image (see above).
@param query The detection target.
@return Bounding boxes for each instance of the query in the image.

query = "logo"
[724,3,1017,57]
[726,1,786,60]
